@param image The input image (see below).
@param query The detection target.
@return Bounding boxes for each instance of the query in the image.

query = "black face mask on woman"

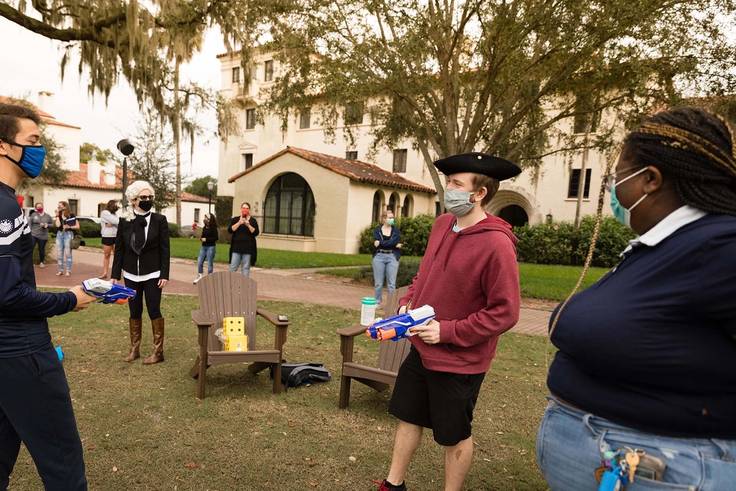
[138,200,153,212]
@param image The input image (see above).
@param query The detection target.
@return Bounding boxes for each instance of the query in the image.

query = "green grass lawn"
[82,237,421,269]
[12,294,549,490]
[321,262,609,302]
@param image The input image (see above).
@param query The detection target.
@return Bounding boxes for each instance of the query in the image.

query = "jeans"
[197,245,216,274]
[32,236,47,263]
[56,231,73,272]
[229,252,251,277]
[372,252,399,302]
[536,396,736,490]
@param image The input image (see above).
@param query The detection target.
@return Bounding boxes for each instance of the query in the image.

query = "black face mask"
[138,200,153,212]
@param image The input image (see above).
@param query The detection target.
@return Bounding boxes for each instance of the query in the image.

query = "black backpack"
[270,362,331,390]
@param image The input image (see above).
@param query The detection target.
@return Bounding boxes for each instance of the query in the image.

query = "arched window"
[388,192,399,214]
[263,173,315,236]
[371,190,385,223]
[402,195,413,218]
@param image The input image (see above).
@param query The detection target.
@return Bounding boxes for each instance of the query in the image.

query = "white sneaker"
[39,262,46,268]
[193,274,203,284]
[65,271,71,277]
[55,271,63,276]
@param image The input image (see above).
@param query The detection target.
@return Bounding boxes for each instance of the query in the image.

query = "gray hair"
[124,180,154,216]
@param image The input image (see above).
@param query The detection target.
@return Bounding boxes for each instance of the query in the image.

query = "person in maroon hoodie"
[379,153,522,491]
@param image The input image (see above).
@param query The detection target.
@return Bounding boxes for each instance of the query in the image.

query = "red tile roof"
[228,146,436,194]
[0,96,81,130]
[61,166,211,203]
[61,162,124,190]
[181,192,210,203]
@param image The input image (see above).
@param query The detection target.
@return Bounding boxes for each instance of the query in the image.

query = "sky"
[0,17,225,183]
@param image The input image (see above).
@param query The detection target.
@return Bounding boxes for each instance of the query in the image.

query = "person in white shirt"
[99,199,119,279]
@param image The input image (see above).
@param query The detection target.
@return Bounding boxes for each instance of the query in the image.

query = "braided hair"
[621,107,736,216]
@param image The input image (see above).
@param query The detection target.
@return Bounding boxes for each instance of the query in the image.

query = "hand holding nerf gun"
[81,278,136,304]
[366,305,435,342]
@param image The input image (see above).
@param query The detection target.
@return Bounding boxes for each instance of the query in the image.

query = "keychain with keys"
[625,449,641,483]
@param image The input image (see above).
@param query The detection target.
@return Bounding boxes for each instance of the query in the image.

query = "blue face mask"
[5,141,46,178]
[609,167,648,227]
[387,218,395,225]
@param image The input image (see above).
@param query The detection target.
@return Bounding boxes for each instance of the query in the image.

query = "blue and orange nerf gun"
[366,305,435,341]
[81,278,136,304]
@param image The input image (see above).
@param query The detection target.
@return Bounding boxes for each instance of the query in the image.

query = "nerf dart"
[81,278,136,304]
[366,305,435,341]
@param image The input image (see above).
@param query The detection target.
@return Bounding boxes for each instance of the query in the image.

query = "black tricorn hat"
[434,152,521,181]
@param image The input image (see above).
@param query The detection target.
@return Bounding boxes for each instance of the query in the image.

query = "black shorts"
[389,347,485,446]
[101,237,116,246]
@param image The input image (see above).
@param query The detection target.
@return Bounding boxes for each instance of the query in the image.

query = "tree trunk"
[574,131,590,228]
[174,58,182,227]
[417,140,444,214]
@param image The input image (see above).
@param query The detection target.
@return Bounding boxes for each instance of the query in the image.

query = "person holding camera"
[227,202,259,277]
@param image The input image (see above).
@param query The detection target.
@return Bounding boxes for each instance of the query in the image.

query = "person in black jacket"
[0,103,96,490]
[193,212,218,284]
[112,180,170,365]
[228,202,259,277]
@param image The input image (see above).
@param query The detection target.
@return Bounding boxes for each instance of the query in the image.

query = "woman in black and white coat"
[112,180,170,364]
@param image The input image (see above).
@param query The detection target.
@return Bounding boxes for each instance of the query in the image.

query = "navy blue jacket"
[0,182,77,357]
[372,225,401,260]
[548,214,736,438]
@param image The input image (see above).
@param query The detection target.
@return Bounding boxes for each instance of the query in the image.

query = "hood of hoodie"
[433,213,517,269]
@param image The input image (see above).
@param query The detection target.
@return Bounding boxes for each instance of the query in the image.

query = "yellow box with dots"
[222,317,248,352]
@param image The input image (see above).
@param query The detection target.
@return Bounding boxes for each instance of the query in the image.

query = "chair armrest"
[192,310,215,327]
[337,323,367,338]
[257,308,289,327]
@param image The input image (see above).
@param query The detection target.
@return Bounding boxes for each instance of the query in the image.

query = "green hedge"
[168,222,181,238]
[514,216,636,268]
[79,221,101,238]
[358,214,435,257]
[358,214,633,268]
[352,257,421,288]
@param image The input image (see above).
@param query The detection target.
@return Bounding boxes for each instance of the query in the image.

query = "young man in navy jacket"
[0,102,96,490]
[380,153,522,491]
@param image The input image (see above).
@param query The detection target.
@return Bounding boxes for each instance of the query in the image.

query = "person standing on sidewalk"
[112,181,170,364]
[193,212,218,284]
[378,153,521,491]
[372,209,402,304]
[99,199,119,279]
[29,202,52,268]
[0,102,96,490]
[228,202,258,277]
[54,200,78,276]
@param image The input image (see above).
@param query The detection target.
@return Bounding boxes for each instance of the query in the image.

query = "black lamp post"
[116,139,134,206]
[207,180,215,214]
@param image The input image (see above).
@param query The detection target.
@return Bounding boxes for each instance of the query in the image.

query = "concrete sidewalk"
[35,247,551,337]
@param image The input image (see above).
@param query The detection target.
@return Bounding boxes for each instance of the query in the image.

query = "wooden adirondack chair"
[337,287,411,408]
[190,272,289,399]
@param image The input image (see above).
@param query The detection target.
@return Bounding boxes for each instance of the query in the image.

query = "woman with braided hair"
[536,107,736,489]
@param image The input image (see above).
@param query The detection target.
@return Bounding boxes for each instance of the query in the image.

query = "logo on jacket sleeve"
[0,219,13,234]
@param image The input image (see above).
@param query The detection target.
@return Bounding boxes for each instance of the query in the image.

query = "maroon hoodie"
[399,213,520,374]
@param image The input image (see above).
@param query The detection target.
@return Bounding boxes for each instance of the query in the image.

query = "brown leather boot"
[125,318,142,362]
[143,317,165,365]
